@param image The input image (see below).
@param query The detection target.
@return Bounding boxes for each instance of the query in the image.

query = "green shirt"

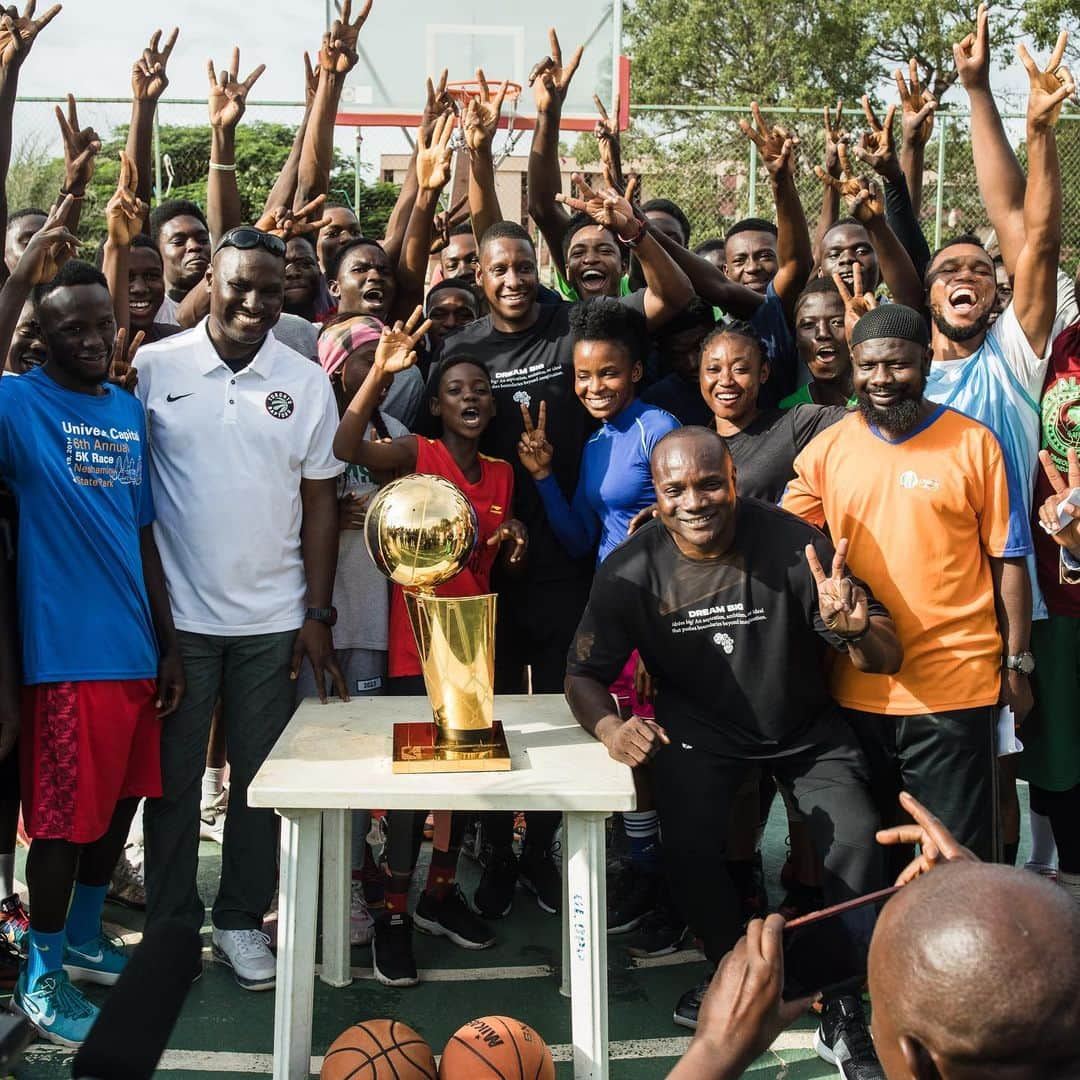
[779,383,856,410]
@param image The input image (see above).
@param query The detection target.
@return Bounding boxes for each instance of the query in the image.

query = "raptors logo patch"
[265,390,294,419]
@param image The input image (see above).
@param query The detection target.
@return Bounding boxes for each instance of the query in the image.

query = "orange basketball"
[321,1019,437,1079]
[439,1015,555,1079]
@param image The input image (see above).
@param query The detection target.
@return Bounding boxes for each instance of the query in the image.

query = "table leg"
[560,826,571,998]
[565,811,609,1080]
[273,810,321,1080]
[320,810,353,987]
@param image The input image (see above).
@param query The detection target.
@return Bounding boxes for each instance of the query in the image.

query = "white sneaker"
[201,784,229,816]
[199,813,225,845]
[211,928,276,991]
[350,881,375,945]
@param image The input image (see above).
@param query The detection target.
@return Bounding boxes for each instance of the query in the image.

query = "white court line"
[628,947,706,969]
[24,1031,816,1072]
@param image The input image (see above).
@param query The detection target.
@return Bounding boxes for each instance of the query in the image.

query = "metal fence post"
[153,106,162,207]
[747,138,758,218]
[355,127,363,210]
[934,114,948,250]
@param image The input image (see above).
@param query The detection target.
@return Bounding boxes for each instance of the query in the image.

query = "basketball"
[439,1016,555,1079]
[320,1019,437,1079]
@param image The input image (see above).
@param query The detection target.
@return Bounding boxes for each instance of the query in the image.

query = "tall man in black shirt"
[565,427,902,1074]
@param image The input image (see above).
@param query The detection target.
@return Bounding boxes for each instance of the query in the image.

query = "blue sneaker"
[64,931,127,986]
[12,968,99,1047]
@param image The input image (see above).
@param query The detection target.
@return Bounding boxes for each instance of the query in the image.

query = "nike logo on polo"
[166,392,194,402]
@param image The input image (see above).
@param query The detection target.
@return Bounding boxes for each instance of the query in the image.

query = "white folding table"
[247,694,636,1080]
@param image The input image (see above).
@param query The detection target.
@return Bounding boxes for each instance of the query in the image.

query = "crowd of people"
[0,0,1078,1075]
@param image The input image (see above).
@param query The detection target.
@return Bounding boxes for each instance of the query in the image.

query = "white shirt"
[134,318,344,635]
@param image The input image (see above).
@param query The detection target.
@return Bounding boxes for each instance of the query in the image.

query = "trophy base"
[392,721,512,774]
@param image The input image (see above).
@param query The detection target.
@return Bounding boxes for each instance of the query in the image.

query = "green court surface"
[6,787,1035,1078]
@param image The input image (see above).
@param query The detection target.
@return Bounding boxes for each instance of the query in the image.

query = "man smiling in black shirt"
[565,427,902,1072]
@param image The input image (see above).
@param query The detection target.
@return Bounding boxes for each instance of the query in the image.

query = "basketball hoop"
[444,79,525,165]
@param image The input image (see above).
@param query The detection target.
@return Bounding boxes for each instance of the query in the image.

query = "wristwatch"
[305,606,338,627]
[1004,651,1036,676]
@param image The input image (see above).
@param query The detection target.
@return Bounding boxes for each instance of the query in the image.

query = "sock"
[0,853,14,899]
[201,766,225,805]
[1004,840,1019,867]
[623,811,660,872]
[383,871,410,916]
[1028,810,1058,868]
[425,846,459,901]
[1059,871,1080,905]
[64,882,107,947]
[26,928,65,985]
[362,845,384,909]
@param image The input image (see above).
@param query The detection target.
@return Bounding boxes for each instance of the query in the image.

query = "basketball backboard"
[336,0,627,133]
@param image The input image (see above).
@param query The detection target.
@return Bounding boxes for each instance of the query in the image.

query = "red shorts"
[20,679,161,844]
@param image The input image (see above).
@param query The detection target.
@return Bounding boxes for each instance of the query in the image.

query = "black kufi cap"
[850,304,929,348]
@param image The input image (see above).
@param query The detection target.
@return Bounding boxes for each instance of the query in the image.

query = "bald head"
[869,861,1080,1078]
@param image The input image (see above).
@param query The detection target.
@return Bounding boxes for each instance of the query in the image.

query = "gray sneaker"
[211,928,276,991]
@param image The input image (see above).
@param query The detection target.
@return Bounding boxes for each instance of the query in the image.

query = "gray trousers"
[144,629,297,931]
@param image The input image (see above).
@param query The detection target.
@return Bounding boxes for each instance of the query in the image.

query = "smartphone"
[781,885,901,1000]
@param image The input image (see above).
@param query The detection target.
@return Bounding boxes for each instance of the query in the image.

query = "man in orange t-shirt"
[783,305,1025,861]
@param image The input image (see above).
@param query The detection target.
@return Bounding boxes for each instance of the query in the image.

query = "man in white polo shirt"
[135,227,347,990]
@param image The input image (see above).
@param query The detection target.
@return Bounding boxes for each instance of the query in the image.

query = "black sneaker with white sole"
[519,845,560,914]
[414,886,495,950]
[371,913,419,987]
[473,848,518,918]
[814,994,885,1079]
[625,896,688,957]
[607,865,659,934]
[672,972,713,1030]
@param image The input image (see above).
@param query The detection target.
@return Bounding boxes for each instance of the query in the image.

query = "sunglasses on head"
[215,227,286,258]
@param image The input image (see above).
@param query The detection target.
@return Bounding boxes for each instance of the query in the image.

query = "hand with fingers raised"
[463,69,508,154]
[207,47,266,131]
[429,195,469,255]
[529,27,583,114]
[12,194,77,284]
[105,151,148,248]
[814,143,885,225]
[255,194,333,240]
[1020,30,1075,133]
[0,0,61,70]
[416,111,455,192]
[131,27,178,103]
[822,98,848,179]
[805,537,870,640]
[556,172,642,243]
[319,0,372,75]
[953,2,991,93]
[895,59,936,149]
[107,326,145,395]
[1038,447,1080,557]
[853,96,901,184]
[421,69,456,144]
[374,306,432,374]
[517,400,554,481]
[303,51,319,110]
[739,101,799,182]
[56,93,100,196]
[833,264,877,342]
[593,92,624,192]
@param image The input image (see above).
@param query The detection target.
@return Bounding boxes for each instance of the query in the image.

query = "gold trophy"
[365,474,511,773]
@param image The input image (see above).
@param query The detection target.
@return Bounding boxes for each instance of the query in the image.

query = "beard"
[931,304,992,342]
[856,392,922,435]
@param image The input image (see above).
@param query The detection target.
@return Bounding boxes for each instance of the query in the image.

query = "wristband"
[836,623,870,645]
[620,216,646,248]
[59,188,85,200]
[209,161,237,172]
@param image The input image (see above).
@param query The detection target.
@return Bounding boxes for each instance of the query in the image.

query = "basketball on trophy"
[364,474,478,591]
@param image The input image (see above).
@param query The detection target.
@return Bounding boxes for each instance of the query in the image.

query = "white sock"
[1058,870,1080,905]
[202,766,225,804]
[0,853,13,898]
[1028,810,1058,868]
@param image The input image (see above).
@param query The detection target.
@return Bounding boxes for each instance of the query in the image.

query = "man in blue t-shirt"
[0,260,182,1047]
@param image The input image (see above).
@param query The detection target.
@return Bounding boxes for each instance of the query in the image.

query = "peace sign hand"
[556,172,637,239]
[1038,447,1080,554]
[105,151,147,248]
[833,264,877,342]
[1020,31,1075,133]
[131,27,178,103]
[463,69,508,153]
[815,143,884,225]
[255,195,333,240]
[429,195,468,255]
[416,111,455,191]
[517,400,554,480]
[895,59,936,148]
[319,0,372,74]
[373,306,431,374]
[107,326,145,395]
[594,92,625,191]
[806,538,870,640]
[822,99,848,179]
[0,1,61,70]
[739,102,798,182]
[13,194,76,286]
[56,94,100,195]
[529,27,583,114]
[207,48,266,131]
[853,97,900,183]
[953,3,991,93]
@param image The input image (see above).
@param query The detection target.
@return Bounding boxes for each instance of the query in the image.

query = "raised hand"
[463,69,508,153]
[107,326,144,394]
[529,27,583,113]
[895,59,936,148]
[739,101,798,182]
[1020,31,1075,132]
[0,1,61,69]
[1037,447,1080,553]
[517,400,554,480]
[207,48,266,131]
[953,3,991,93]
[876,791,978,886]
[131,27,178,103]
[556,172,639,240]
[303,51,319,110]
[416,111,455,192]
[814,143,884,224]
[421,69,455,144]
[105,151,148,247]
[429,194,468,255]
[13,194,76,284]
[805,537,870,640]
[593,92,624,191]
[319,0,372,75]
[853,97,900,182]
[374,306,431,373]
[255,194,333,239]
[486,519,528,564]
[833,263,877,342]
[822,98,847,179]
[56,94,100,195]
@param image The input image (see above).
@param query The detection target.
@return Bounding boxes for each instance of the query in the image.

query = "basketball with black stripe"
[320,1018,437,1079]
[438,1015,555,1079]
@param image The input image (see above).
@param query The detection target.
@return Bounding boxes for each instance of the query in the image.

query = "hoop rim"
[444,78,523,103]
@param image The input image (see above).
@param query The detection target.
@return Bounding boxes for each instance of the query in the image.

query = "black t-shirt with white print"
[566,498,889,756]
